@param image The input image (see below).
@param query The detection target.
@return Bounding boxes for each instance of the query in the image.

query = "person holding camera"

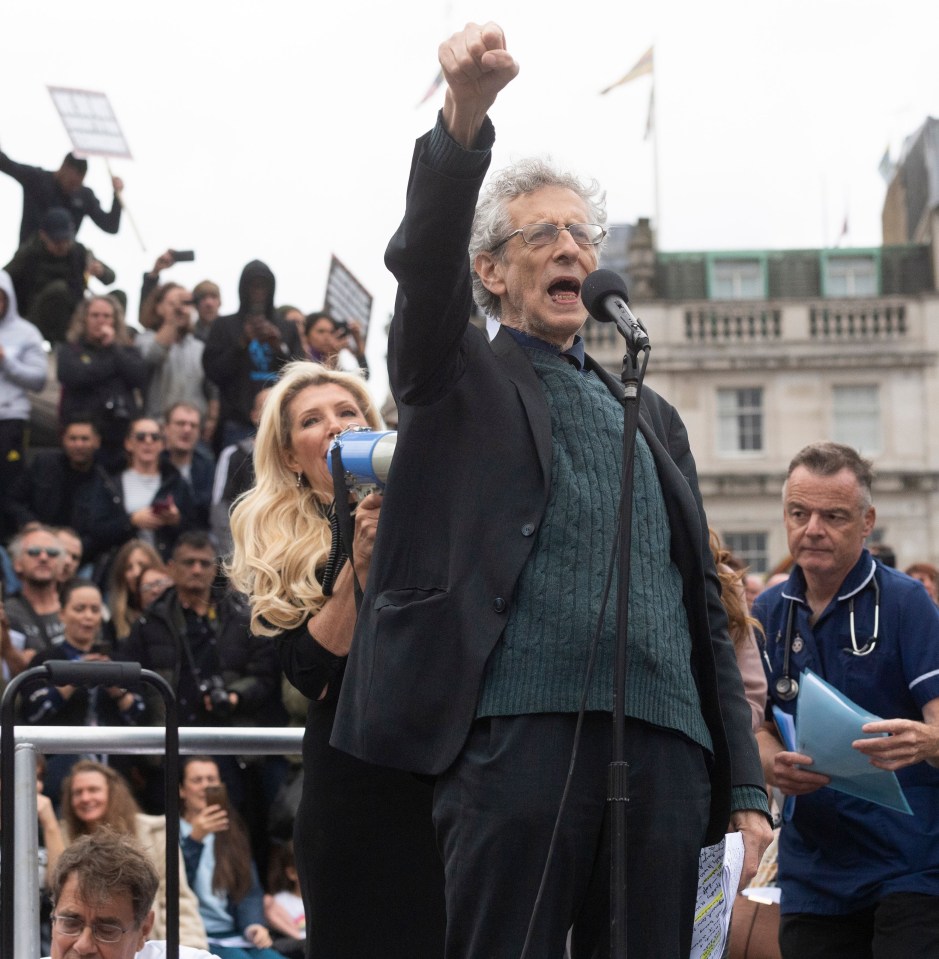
[302,311,369,378]
[136,283,218,429]
[120,532,284,820]
[121,531,282,729]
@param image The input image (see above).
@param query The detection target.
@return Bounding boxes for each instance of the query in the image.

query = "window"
[723,532,769,574]
[832,385,880,453]
[717,388,763,453]
[825,256,877,297]
[711,259,764,299]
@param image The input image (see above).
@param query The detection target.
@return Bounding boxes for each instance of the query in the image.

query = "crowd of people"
[0,134,372,957]
[3,19,939,959]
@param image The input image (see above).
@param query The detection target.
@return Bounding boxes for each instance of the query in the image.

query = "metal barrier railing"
[9,724,304,754]
[1,723,304,959]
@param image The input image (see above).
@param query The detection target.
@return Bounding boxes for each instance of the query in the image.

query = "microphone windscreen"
[580,269,630,321]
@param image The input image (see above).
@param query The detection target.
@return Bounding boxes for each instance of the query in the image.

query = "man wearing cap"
[4,207,115,344]
[0,148,123,244]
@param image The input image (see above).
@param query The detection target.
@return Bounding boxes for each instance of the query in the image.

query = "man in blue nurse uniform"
[755,441,939,959]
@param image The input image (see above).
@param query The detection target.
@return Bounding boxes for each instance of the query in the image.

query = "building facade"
[586,118,939,572]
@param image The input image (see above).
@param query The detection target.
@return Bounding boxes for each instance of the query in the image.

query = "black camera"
[199,674,232,718]
[104,392,131,422]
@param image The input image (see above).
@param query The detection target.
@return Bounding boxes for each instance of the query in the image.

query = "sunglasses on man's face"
[133,431,162,443]
[25,546,61,558]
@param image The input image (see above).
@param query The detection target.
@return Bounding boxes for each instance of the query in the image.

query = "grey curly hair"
[469,157,608,319]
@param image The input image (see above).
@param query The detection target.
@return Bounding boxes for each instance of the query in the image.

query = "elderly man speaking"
[332,20,771,959]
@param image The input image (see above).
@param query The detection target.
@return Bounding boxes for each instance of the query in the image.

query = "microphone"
[581,270,650,351]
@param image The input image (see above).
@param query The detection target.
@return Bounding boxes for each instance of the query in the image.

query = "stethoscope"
[773,572,881,702]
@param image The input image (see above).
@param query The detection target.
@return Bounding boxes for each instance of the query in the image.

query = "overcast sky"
[2,0,936,401]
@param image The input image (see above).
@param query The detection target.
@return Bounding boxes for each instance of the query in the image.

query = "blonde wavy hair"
[228,361,381,637]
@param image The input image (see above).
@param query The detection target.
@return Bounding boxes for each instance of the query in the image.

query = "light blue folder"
[794,669,913,815]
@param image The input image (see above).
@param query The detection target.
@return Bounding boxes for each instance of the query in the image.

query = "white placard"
[47,86,132,159]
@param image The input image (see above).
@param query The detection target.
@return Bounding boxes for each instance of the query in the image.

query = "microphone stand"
[609,338,649,959]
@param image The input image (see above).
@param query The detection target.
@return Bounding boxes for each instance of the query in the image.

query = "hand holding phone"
[169,249,195,263]
[204,783,229,811]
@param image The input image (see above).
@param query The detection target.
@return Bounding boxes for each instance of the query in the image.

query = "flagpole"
[598,45,656,242]
[651,53,660,248]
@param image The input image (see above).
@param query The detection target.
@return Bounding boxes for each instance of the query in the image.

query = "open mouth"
[548,278,581,304]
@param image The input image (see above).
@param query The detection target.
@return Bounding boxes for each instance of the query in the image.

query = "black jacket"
[0,151,121,244]
[6,449,102,531]
[202,260,302,432]
[331,123,764,846]
[79,460,199,564]
[57,338,148,453]
[5,234,88,315]
[120,586,285,727]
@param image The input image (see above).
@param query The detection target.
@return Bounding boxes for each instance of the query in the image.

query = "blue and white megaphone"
[328,427,397,498]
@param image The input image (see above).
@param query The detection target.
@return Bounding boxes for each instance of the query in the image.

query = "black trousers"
[433,713,711,959]
[0,419,26,540]
[780,893,939,959]
[298,699,446,959]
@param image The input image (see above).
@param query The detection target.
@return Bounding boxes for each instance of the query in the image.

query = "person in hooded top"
[202,260,302,451]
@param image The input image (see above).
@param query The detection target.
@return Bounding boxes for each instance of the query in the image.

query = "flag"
[600,46,653,95]
[836,216,849,247]
[417,69,444,107]
[878,146,894,183]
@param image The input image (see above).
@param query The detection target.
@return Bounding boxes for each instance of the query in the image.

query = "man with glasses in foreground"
[47,831,218,959]
[332,21,771,959]
[754,442,939,958]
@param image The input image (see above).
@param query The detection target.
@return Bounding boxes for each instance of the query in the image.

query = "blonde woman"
[229,361,445,958]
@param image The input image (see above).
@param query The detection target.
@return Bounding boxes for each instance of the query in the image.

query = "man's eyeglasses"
[490,222,607,253]
[25,546,62,558]
[51,914,127,943]
[133,431,162,443]
[178,557,215,568]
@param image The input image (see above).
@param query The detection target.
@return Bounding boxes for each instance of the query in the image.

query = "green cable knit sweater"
[477,349,712,754]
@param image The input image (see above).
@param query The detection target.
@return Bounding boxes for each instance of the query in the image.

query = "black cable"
[517,348,649,959]
[320,504,349,597]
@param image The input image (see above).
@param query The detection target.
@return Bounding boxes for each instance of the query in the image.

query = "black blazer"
[332,128,762,844]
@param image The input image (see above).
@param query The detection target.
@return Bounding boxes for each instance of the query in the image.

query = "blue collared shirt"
[502,325,587,371]
[754,550,939,913]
